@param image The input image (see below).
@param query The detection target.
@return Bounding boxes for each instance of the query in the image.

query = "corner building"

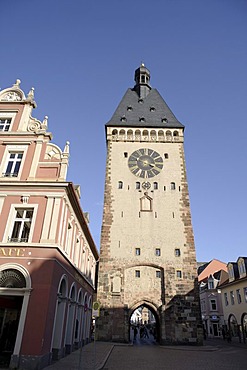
[97,65,202,344]
[0,80,98,369]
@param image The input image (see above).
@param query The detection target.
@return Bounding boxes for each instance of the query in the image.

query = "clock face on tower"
[128,148,163,178]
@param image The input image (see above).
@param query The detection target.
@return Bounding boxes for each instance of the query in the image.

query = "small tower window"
[164,153,169,159]
[175,248,181,257]
[136,182,141,190]
[135,270,140,278]
[156,271,161,278]
[171,182,176,190]
[135,248,140,256]
[153,182,158,190]
[124,152,128,158]
[155,248,161,256]
[141,75,145,83]
[176,270,182,279]
[118,181,123,189]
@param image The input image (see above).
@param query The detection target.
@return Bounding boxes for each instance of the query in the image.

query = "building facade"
[198,259,228,338]
[97,65,202,345]
[219,257,247,343]
[0,80,98,369]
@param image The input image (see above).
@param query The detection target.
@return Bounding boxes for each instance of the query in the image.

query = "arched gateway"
[97,65,203,345]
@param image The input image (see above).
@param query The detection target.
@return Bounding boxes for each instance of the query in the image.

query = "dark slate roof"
[106,88,184,129]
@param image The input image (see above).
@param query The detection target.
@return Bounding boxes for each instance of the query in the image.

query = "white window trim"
[3,203,38,243]
[0,144,29,180]
[0,111,17,131]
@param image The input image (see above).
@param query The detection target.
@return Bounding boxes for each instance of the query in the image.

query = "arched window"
[135,130,141,140]
[154,182,158,190]
[164,153,169,159]
[150,130,156,141]
[171,182,176,190]
[173,131,179,136]
[166,130,172,140]
[158,130,164,141]
[143,130,148,141]
[118,181,123,189]
[136,182,140,190]
[127,130,133,140]
[119,129,125,140]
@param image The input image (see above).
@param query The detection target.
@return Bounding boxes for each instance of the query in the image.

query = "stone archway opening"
[129,303,160,344]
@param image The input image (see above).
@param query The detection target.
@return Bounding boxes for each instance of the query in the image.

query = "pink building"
[0,80,99,369]
[198,259,228,338]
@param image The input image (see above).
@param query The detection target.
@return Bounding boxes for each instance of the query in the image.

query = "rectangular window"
[224,292,229,306]
[175,248,181,257]
[135,270,140,278]
[4,152,23,177]
[236,289,242,304]
[210,299,217,311]
[9,208,33,242]
[209,281,214,289]
[230,291,235,305]
[156,271,161,278]
[155,248,161,256]
[244,287,247,303]
[176,270,182,278]
[135,248,140,256]
[0,118,11,131]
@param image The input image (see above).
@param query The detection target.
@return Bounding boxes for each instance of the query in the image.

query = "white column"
[28,139,43,179]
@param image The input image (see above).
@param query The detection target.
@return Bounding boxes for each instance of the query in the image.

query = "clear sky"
[1,0,247,263]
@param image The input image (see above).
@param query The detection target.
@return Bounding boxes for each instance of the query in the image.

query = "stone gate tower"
[97,64,202,344]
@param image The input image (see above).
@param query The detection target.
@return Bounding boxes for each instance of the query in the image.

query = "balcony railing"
[2,173,18,177]
[8,237,28,243]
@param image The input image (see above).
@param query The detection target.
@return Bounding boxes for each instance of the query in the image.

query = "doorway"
[0,296,23,368]
[212,323,219,337]
[129,304,159,345]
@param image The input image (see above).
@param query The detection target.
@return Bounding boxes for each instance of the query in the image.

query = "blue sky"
[1,0,247,263]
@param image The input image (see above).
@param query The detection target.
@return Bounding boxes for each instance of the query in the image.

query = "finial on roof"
[64,141,70,154]
[27,87,35,99]
[13,79,21,87]
[43,115,48,127]
[141,62,145,67]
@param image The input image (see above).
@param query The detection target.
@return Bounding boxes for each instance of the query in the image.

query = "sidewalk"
[43,338,247,370]
[43,342,114,370]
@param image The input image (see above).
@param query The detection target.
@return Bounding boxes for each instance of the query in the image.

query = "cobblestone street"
[102,339,247,370]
